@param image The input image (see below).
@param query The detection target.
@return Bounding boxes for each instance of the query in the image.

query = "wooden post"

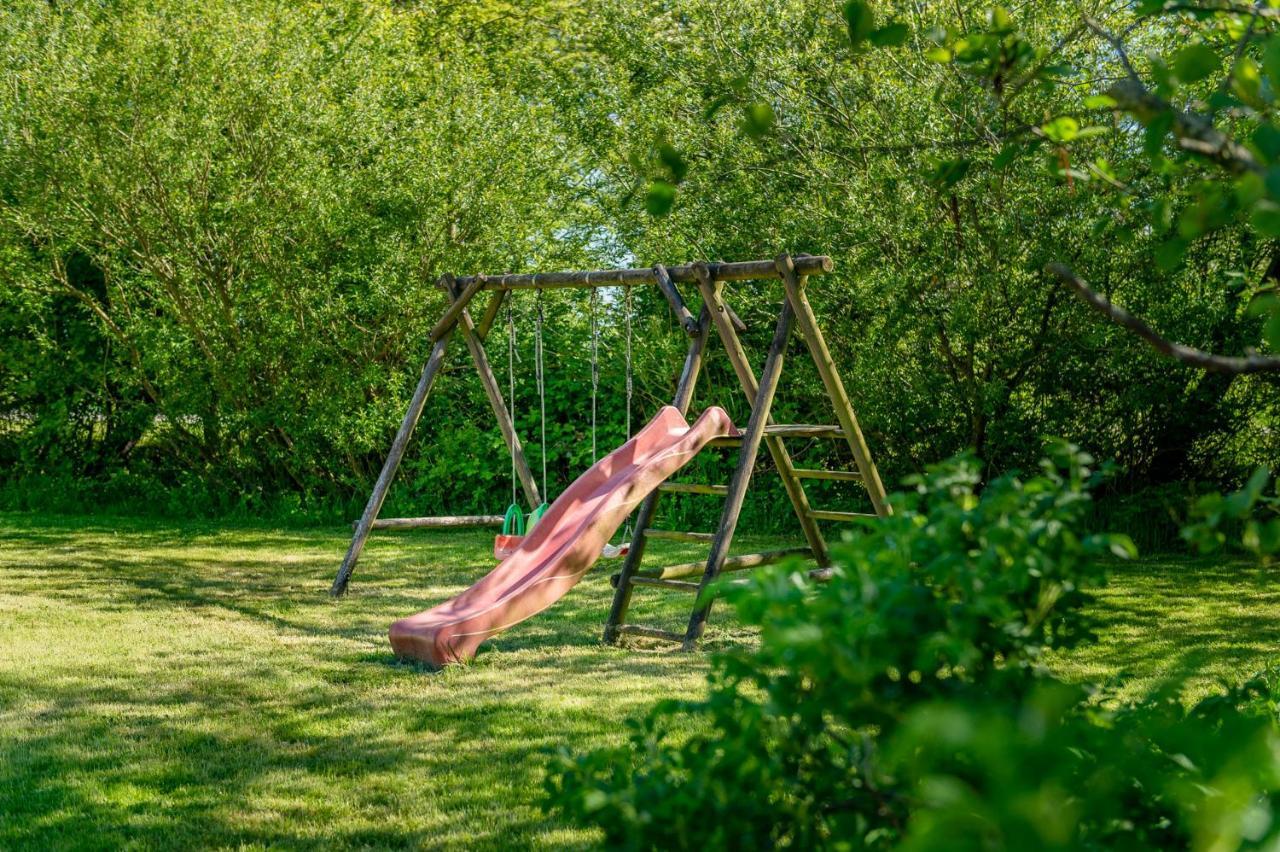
[447,277,542,508]
[776,255,891,517]
[603,307,711,643]
[683,298,795,649]
[692,263,830,567]
[331,332,453,596]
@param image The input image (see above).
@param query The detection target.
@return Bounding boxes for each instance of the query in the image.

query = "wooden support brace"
[653,263,699,336]
[474,288,508,341]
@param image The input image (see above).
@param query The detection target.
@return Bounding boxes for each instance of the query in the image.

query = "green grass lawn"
[1,513,1275,849]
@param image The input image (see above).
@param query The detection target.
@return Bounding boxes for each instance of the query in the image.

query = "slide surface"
[389,405,737,666]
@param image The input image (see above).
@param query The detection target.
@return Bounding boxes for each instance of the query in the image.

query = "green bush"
[544,443,1280,849]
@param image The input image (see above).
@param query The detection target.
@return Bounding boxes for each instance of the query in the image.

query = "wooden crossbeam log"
[364,515,504,531]
[657,482,729,496]
[453,255,833,290]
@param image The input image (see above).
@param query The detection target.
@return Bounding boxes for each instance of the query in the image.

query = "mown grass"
[0,513,1275,849]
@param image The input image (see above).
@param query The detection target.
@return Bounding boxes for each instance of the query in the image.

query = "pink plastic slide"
[389,405,737,666]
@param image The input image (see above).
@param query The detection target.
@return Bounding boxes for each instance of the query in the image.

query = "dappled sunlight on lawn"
[0,515,757,849]
[4,514,1268,847]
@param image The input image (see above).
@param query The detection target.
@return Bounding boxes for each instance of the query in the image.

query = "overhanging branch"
[1046,262,1280,374]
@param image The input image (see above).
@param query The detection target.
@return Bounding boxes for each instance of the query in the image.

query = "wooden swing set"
[331,253,891,650]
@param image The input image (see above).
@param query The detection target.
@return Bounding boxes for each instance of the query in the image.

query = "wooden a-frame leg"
[692,264,830,568]
[604,307,710,644]
[331,332,453,596]
[446,277,542,509]
[683,298,795,650]
[776,255,891,517]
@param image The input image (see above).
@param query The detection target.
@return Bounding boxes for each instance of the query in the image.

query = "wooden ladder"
[603,256,891,650]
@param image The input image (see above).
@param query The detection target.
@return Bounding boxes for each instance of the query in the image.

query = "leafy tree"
[545,445,1280,849]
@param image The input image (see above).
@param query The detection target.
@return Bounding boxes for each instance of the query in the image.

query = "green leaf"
[992,142,1022,169]
[741,102,775,138]
[1264,35,1280,86]
[930,157,971,188]
[843,0,875,48]
[987,6,1014,32]
[1083,94,1117,109]
[1223,467,1269,518]
[868,22,910,47]
[1144,112,1174,157]
[1155,237,1186,271]
[925,46,953,63]
[1041,116,1079,144]
[1267,308,1280,351]
[656,143,687,183]
[1254,125,1280,164]
[1251,201,1280,237]
[645,181,676,216]
[1172,43,1220,84]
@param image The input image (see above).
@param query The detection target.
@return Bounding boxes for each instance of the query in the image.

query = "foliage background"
[1,0,1275,542]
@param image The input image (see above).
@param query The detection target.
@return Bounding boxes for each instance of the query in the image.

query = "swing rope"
[507,298,517,508]
[590,288,599,461]
[536,288,548,498]
[625,285,633,440]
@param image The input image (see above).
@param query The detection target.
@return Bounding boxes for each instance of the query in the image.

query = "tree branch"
[1107,77,1264,176]
[1046,262,1280,373]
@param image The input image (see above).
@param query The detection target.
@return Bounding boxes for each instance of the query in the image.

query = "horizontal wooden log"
[361,515,505,531]
[808,510,878,523]
[657,482,730,496]
[621,576,703,591]
[451,256,833,291]
[615,624,686,642]
[637,546,814,581]
[793,468,864,482]
[642,528,716,543]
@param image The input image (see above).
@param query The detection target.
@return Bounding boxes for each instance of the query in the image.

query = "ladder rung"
[658,482,730,496]
[808,510,878,523]
[615,624,685,642]
[793,468,863,482]
[764,423,846,439]
[633,547,814,582]
[707,423,846,447]
[643,528,716,543]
